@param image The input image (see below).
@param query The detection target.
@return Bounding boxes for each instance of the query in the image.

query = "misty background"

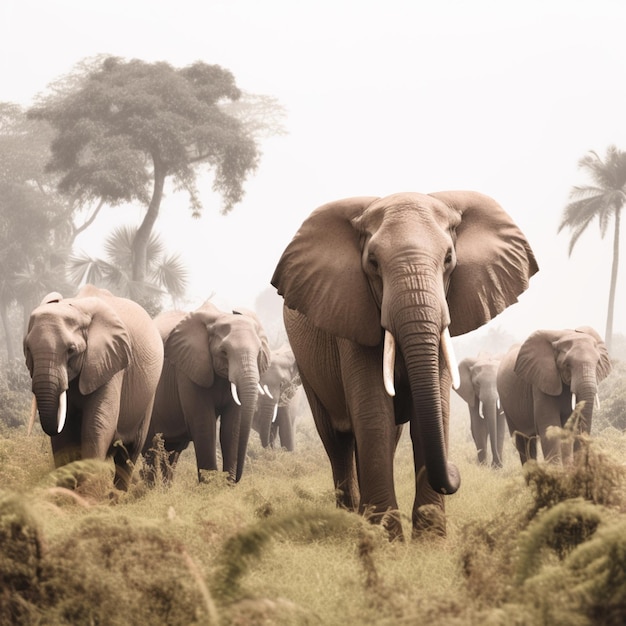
[2,0,625,358]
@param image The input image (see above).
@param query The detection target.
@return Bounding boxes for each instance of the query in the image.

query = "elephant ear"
[456,357,478,406]
[271,196,382,346]
[165,304,221,387]
[40,292,64,305]
[429,191,539,336]
[72,297,132,396]
[232,307,272,374]
[575,325,613,382]
[514,329,563,396]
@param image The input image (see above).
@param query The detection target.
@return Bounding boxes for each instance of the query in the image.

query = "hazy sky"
[2,0,625,343]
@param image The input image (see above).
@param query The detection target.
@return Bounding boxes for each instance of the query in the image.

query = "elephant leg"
[534,394,563,464]
[514,431,537,464]
[178,376,219,481]
[410,417,446,537]
[112,440,134,491]
[277,407,295,451]
[301,374,359,511]
[469,407,488,465]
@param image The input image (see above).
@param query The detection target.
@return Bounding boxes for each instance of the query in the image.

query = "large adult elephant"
[143,301,271,483]
[271,191,538,539]
[23,285,164,490]
[455,352,506,468]
[252,344,301,451]
[497,326,612,465]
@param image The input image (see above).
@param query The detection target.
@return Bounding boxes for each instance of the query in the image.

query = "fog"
[2,0,625,345]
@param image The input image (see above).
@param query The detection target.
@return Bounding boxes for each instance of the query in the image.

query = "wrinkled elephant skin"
[272,191,538,539]
[143,301,271,483]
[23,285,164,490]
[497,326,612,465]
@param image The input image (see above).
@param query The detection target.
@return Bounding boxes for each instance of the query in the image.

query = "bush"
[596,360,626,431]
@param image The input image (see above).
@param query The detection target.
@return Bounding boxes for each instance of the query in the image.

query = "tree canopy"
[559,145,626,353]
[28,56,282,295]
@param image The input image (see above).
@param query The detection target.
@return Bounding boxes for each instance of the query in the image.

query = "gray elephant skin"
[497,326,612,465]
[272,190,538,539]
[23,285,164,490]
[143,301,271,483]
[455,352,506,468]
[252,344,301,451]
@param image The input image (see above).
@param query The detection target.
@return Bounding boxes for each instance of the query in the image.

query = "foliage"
[595,359,626,430]
[67,224,188,315]
[0,359,31,432]
[559,145,626,352]
[1,404,626,625]
[28,56,285,295]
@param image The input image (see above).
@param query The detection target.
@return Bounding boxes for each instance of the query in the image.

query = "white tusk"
[572,394,576,412]
[595,393,601,409]
[441,327,460,390]
[478,400,485,419]
[497,396,501,411]
[263,384,274,400]
[57,391,67,434]
[258,383,265,396]
[231,382,241,406]
[28,395,38,436]
[271,403,279,423]
[382,330,396,397]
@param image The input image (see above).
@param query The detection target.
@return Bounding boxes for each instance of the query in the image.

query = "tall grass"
[1,405,626,625]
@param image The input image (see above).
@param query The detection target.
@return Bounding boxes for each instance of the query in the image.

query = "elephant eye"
[367,253,379,270]
[68,344,77,356]
[444,250,453,267]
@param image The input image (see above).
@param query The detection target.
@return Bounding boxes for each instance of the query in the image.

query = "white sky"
[2,0,625,343]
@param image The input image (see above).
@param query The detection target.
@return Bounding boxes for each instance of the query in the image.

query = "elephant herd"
[24,286,302,492]
[22,189,613,541]
[455,325,612,469]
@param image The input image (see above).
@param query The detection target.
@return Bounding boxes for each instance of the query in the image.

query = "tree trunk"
[132,154,166,286]
[605,210,621,354]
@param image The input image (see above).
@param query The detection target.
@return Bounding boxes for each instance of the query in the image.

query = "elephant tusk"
[271,403,279,423]
[258,383,265,396]
[497,396,501,411]
[441,327,460,390]
[572,394,576,412]
[28,395,37,436]
[263,384,274,400]
[478,400,485,419]
[231,382,242,406]
[382,330,396,397]
[57,390,67,434]
[595,393,601,409]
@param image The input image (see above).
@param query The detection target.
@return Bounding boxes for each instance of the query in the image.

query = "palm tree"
[558,145,626,353]
[67,225,188,316]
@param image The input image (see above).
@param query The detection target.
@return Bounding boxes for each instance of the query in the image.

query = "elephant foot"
[412,504,446,539]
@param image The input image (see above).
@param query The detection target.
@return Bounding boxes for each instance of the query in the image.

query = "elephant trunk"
[389,281,460,495]
[572,378,598,435]
[255,394,278,448]
[233,372,261,482]
[31,362,68,436]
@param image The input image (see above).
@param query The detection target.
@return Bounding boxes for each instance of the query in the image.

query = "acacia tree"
[28,56,278,302]
[559,145,626,353]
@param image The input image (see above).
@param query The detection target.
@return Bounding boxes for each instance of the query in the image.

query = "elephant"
[455,352,506,468]
[271,190,538,539]
[252,344,301,451]
[23,285,164,490]
[497,326,612,465]
[142,300,271,484]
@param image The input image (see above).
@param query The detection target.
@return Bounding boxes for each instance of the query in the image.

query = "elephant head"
[164,301,271,481]
[272,191,538,502]
[24,292,131,436]
[514,326,612,434]
[253,344,301,448]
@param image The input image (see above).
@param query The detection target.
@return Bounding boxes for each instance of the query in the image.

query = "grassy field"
[2,398,626,625]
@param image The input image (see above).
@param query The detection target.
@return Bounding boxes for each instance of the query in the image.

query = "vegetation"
[2,397,626,625]
[559,145,626,354]
[28,56,285,297]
